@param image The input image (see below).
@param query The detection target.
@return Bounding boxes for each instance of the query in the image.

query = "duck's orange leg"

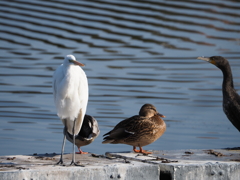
[76,147,88,154]
[133,146,152,154]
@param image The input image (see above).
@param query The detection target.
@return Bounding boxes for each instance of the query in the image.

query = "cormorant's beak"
[197,57,216,65]
[69,60,85,66]
[197,57,210,62]
[157,113,166,118]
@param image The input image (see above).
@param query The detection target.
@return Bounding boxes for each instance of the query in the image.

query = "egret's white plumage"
[53,54,88,165]
[53,55,88,135]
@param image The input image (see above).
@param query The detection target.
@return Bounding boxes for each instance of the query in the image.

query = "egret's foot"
[56,159,64,165]
[70,161,84,167]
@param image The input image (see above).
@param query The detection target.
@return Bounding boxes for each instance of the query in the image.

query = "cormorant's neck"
[220,62,234,92]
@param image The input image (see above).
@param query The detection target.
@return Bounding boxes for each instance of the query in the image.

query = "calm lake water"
[0,0,239,156]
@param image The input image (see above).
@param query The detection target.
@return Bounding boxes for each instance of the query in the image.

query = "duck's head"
[139,104,165,118]
[64,54,85,66]
[197,56,229,69]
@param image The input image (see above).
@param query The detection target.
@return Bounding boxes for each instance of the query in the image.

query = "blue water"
[0,0,239,156]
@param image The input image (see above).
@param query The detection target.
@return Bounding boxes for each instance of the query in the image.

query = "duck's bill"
[158,113,166,118]
[197,57,210,62]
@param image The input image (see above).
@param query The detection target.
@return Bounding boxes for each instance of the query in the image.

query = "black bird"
[58,114,100,163]
[197,56,240,131]
[65,114,100,154]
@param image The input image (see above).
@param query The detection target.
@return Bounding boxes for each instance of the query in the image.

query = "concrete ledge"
[0,153,159,180]
[107,148,240,180]
[1,148,239,180]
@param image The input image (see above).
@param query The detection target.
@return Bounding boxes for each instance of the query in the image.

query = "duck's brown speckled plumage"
[102,104,166,154]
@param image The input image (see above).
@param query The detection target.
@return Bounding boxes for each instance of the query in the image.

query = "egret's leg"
[70,119,80,166]
[56,131,66,165]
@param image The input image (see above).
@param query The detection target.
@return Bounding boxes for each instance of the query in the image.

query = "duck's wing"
[91,115,100,137]
[102,115,146,143]
[77,114,100,140]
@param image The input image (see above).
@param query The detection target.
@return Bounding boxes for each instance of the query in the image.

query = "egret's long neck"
[64,64,74,78]
[61,65,76,98]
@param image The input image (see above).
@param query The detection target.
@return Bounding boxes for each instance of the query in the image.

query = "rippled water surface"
[0,0,240,156]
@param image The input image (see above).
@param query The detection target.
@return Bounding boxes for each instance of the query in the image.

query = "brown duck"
[102,104,166,154]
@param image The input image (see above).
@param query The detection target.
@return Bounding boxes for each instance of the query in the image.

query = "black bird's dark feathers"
[66,114,99,142]
[200,56,240,131]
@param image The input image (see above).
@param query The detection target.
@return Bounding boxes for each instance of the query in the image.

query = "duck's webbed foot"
[76,148,88,154]
[133,146,152,154]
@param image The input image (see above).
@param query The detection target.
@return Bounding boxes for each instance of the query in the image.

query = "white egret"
[53,54,88,166]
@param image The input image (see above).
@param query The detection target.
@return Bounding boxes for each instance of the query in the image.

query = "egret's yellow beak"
[69,59,85,66]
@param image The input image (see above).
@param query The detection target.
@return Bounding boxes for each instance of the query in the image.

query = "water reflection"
[0,0,239,156]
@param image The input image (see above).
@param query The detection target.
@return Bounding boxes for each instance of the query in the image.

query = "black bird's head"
[197,56,229,70]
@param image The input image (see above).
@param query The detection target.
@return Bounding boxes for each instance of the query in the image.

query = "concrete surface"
[0,153,160,180]
[107,148,240,180]
[0,148,239,180]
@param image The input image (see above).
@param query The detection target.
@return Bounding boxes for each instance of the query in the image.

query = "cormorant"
[198,56,240,131]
